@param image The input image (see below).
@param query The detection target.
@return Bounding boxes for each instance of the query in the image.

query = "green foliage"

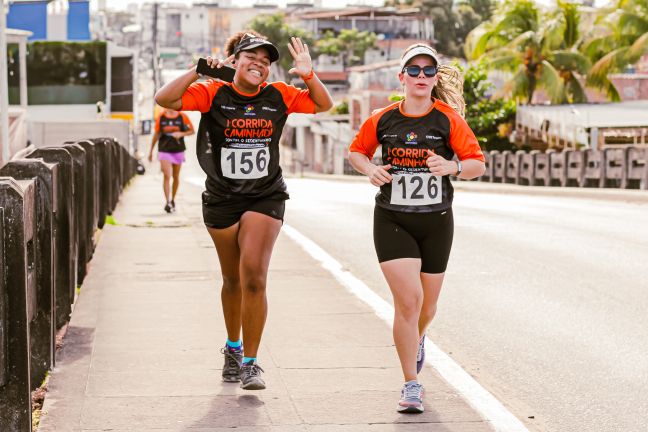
[583,0,648,100]
[248,13,315,79]
[384,0,495,58]
[316,29,377,67]
[330,99,349,115]
[26,41,107,86]
[465,0,592,104]
[464,61,517,151]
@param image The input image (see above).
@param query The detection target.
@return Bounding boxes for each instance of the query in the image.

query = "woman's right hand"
[205,55,235,69]
[368,164,393,187]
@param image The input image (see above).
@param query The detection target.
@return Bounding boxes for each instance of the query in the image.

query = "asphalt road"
[173,110,648,432]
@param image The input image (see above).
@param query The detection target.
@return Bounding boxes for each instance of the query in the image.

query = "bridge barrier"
[0,137,139,432]
[479,147,648,190]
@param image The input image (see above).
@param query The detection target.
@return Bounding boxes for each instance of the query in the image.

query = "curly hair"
[224,30,267,57]
[401,44,466,118]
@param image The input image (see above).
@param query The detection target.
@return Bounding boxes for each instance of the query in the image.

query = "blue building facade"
[7,0,90,41]
[7,1,49,40]
[67,0,90,40]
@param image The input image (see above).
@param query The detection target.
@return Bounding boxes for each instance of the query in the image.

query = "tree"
[384,0,495,58]
[315,29,377,67]
[464,61,517,151]
[248,13,315,80]
[583,0,648,101]
[465,0,592,104]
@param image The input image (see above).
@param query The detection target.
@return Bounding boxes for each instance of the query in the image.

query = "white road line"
[283,223,529,432]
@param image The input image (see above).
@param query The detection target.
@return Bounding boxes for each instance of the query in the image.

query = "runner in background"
[154,31,333,390]
[148,108,194,212]
[348,43,485,413]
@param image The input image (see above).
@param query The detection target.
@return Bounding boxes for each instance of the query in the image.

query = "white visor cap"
[400,46,440,70]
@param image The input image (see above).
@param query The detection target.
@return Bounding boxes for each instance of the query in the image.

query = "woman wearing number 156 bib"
[348,44,485,414]
[155,31,333,390]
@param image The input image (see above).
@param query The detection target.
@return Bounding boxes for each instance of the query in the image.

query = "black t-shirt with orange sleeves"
[181,79,315,200]
[155,111,193,153]
[349,99,484,213]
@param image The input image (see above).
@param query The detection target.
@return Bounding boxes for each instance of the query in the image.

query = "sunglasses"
[402,65,438,78]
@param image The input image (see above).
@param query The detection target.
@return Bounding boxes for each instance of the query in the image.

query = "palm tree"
[583,0,648,101]
[465,0,591,104]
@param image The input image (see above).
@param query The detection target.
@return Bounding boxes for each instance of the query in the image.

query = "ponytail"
[432,65,466,118]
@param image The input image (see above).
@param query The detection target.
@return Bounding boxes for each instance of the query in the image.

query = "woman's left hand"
[427,151,458,176]
[287,37,312,77]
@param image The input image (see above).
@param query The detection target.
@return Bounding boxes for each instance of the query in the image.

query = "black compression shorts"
[373,205,454,274]
[202,191,286,229]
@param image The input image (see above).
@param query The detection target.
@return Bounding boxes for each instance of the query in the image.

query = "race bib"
[221,147,269,179]
[390,173,442,205]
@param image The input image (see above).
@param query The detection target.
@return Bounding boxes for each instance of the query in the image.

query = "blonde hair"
[401,44,466,118]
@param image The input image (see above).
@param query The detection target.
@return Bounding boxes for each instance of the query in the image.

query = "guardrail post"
[625,147,648,189]
[0,161,58,386]
[27,148,78,324]
[583,149,603,188]
[0,178,36,432]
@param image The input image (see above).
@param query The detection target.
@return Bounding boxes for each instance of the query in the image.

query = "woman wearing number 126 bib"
[348,44,485,414]
[155,31,333,390]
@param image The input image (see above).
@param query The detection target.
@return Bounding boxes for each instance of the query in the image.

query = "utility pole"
[152,1,160,92]
[1,0,10,165]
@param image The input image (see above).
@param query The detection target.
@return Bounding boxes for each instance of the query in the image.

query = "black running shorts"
[202,191,286,229]
[373,205,454,274]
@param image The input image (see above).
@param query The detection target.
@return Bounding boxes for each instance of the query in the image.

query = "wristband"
[455,160,462,176]
[301,69,315,81]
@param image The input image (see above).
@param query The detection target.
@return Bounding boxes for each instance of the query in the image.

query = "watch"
[455,160,462,176]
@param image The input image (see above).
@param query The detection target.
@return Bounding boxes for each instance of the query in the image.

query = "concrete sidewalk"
[38,172,493,432]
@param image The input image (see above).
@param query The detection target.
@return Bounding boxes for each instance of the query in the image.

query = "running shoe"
[170,200,176,212]
[221,346,242,383]
[164,202,172,213]
[416,336,426,374]
[240,360,266,390]
[397,381,424,413]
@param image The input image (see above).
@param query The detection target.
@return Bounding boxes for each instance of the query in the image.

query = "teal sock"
[226,339,242,349]
[242,357,256,364]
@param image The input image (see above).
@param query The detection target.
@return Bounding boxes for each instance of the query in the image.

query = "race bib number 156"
[221,147,269,179]
[390,173,442,205]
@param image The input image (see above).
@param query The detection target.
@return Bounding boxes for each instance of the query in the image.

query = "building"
[7,0,90,41]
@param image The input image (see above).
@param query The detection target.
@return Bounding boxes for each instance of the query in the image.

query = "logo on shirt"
[221,105,236,110]
[262,106,277,112]
[244,104,256,116]
[405,132,418,145]
[381,134,398,139]
[426,134,442,140]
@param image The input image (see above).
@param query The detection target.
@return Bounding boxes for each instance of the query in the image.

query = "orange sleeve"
[438,105,484,162]
[181,80,223,113]
[180,113,194,130]
[349,115,380,159]
[154,114,161,133]
[271,81,316,114]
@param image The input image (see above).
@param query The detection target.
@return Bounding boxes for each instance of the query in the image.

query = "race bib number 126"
[221,147,269,179]
[390,173,442,205]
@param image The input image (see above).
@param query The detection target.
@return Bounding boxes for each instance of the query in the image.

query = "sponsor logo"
[262,106,278,112]
[220,105,236,110]
[426,134,443,140]
[244,104,255,115]
[381,134,398,139]
[405,132,418,145]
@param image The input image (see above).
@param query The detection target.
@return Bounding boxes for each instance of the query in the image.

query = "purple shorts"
[158,151,185,165]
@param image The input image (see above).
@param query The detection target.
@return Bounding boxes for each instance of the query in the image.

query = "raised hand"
[287,37,312,77]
